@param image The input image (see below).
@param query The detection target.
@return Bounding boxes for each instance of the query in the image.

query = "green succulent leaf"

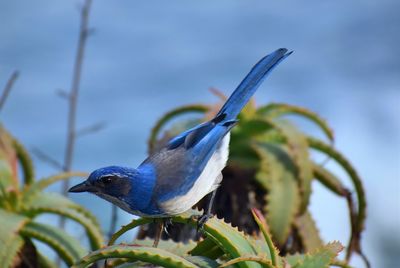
[219,255,274,268]
[246,236,270,257]
[294,211,323,252]
[285,253,305,267]
[276,121,313,213]
[257,103,334,142]
[0,126,18,189]
[229,119,284,169]
[239,98,257,120]
[109,217,153,246]
[107,262,143,268]
[286,241,343,268]
[173,211,263,268]
[20,221,86,266]
[0,209,28,268]
[254,143,301,246]
[313,163,350,197]
[184,255,219,268]
[228,136,260,168]
[190,236,225,260]
[235,118,275,137]
[21,192,103,249]
[72,245,199,268]
[0,184,17,211]
[12,137,35,185]
[133,238,197,256]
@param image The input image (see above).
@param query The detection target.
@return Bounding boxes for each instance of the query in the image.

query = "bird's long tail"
[215,48,292,122]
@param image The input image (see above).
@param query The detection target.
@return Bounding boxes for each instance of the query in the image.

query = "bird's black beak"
[68,181,94,193]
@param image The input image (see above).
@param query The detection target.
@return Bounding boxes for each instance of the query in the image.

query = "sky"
[1,1,399,267]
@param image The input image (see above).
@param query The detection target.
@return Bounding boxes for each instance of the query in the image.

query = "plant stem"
[108,205,118,240]
[0,71,19,112]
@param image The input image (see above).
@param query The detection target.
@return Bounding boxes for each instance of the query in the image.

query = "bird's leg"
[152,218,173,247]
[153,220,164,248]
[197,189,217,232]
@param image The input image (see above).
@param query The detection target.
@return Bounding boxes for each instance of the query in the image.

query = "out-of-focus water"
[1,1,399,267]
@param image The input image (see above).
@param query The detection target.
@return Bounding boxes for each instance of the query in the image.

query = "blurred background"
[1,0,399,267]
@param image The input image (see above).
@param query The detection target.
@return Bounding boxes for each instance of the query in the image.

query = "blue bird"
[69,48,292,226]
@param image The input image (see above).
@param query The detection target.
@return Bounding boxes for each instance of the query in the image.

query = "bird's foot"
[195,213,213,233]
[162,218,173,236]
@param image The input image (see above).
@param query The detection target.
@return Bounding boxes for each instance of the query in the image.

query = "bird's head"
[69,166,137,198]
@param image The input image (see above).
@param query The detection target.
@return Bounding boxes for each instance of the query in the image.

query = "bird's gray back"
[142,146,198,200]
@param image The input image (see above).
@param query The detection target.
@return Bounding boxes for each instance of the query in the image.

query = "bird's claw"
[161,218,172,236]
[196,213,213,232]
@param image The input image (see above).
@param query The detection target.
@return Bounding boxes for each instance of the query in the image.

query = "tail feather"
[216,48,292,121]
[167,48,291,151]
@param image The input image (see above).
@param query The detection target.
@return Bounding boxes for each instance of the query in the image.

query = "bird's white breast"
[160,133,230,215]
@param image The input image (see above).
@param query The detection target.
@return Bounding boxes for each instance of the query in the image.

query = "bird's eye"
[100,176,113,184]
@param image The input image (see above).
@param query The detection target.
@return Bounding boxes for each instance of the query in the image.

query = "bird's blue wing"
[167,122,208,150]
[185,119,237,175]
[167,113,230,150]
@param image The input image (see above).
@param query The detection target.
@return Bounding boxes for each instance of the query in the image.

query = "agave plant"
[74,209,345,268]
[0,125,104,267]
[138,90,368,267]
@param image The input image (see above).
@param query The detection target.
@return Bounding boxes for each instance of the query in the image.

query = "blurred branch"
[31,147,64,171]
[55,88,70,99]
[59,0,93,237]
[209,87,227,101]
[62,0,93,195]
[0,71,19,111]
[76,121,106,138]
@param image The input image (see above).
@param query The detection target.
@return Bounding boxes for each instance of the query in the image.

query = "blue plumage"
[69,48,292,218]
